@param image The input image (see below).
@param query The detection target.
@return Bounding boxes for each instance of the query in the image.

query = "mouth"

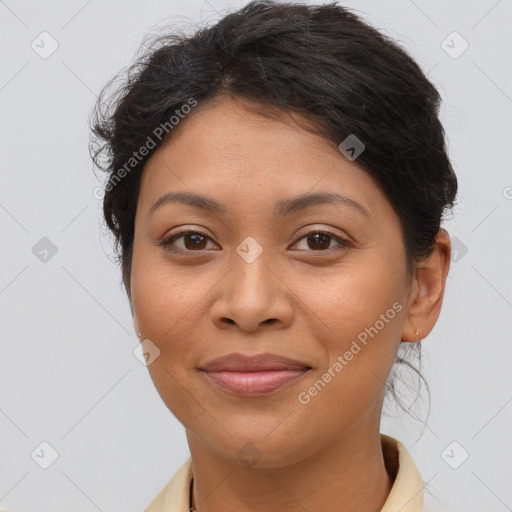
[198,352,312,397]
[201,368,311,396]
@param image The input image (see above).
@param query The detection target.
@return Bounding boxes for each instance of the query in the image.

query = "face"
[131,96,416,467]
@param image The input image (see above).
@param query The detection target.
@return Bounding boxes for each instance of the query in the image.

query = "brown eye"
[158,229,351,254]
[159,231,217,252]
[293,231,351,252]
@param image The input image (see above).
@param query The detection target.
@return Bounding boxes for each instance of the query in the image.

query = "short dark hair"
[89,0,458,422]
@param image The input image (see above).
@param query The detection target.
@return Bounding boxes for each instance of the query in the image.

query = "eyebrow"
[148,191,371,218]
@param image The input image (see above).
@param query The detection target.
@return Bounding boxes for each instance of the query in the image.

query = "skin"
[130,95,451,512]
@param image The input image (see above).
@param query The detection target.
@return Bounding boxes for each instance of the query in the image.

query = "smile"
[200,368,311,396]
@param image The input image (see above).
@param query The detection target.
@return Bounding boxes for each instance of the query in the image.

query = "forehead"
[137,96,387,220]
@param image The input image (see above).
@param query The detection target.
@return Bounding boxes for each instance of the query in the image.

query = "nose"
[210,250,294,332]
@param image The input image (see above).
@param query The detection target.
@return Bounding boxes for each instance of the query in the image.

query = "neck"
[187,427,394,512]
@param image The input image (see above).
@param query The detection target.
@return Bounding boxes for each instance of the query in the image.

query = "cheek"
[131,248,212,342]
[130,258,208,418]
[294,273,404,438]
[301,256,405,340]
[304,256,405,389]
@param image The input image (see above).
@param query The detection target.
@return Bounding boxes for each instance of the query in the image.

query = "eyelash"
[157,229,352,254]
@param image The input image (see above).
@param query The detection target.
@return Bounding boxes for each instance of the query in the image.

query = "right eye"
[158,230,219,252]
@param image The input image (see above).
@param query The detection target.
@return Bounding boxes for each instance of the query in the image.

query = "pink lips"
[199,353,312,396]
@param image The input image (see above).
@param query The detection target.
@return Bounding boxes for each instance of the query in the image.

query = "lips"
[199,353,312,396]
[200,353,311,372]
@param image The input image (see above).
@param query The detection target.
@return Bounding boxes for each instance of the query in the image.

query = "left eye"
[293,231,351,251]
[158,230,350,253]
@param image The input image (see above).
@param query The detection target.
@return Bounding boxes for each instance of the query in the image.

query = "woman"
[90,1,457,510]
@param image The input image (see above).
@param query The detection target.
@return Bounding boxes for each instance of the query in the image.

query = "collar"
[144,433,424,512]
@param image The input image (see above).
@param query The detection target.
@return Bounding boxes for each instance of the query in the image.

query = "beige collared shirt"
[144,434,430,512]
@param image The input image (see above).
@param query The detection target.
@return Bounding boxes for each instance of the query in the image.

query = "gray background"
[1,0,511,511]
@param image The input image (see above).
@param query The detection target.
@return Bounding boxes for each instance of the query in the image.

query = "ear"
[133,313,140,336]
[128,278,137,332]
[401,228,451,342]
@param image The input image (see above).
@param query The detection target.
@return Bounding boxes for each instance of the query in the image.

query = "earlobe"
[401,229,451,343]
[133,314,140,337]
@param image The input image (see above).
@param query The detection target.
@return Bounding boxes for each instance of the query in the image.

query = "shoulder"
[144,457,193,511]
[380,434,456,512]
